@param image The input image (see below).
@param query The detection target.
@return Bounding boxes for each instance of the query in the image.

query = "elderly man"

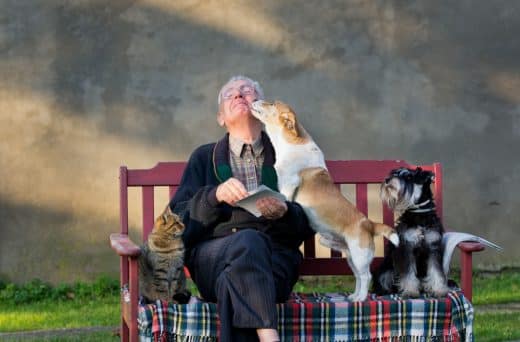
[169,75,314,341]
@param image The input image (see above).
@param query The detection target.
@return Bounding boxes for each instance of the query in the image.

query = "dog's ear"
[395,168,411,178]
[425,170,435,183]
[415,169,435,184]
[280,111,298,137]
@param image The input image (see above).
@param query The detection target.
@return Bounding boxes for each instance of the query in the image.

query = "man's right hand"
[215,177,248,205]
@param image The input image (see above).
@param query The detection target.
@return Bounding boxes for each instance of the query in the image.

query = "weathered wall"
[1,0,518,283]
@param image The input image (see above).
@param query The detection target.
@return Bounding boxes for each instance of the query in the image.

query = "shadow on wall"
[0,197,119,284]
[3,1,520,147]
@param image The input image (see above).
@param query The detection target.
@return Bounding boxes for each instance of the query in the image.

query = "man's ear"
[217,111,225,127]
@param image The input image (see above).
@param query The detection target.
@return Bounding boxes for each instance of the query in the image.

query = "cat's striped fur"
[139,206,190,304]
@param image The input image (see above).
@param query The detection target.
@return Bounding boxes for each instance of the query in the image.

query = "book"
[235,185,287,217]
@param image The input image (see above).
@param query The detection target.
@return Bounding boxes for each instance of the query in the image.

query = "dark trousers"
[186,229,303,342]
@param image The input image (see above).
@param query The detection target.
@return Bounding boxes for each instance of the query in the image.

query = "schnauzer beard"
[380,178,423,214]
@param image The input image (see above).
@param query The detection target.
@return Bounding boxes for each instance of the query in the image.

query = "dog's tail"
[364,221,399,246]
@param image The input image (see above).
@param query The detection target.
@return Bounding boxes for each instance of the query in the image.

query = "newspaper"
[235,185,286,217]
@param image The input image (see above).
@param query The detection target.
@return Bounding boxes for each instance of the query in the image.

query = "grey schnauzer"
[373,167,449,298]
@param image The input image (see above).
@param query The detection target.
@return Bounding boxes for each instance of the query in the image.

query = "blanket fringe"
[152,333,217,342]
[147,332,466,342]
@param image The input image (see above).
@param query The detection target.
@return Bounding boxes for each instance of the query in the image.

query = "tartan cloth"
[138,290,474,342]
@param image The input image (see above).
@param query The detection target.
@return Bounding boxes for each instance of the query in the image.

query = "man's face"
[217,79,258,127]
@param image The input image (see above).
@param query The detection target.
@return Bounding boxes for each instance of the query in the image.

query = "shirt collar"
[229,134,264,157]
[213,132,278,190]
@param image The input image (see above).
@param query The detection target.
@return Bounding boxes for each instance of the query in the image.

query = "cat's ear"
[155,215,165,226]
[161,206,172,223]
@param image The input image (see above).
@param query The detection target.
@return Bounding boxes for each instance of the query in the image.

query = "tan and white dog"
[251,100,399,301]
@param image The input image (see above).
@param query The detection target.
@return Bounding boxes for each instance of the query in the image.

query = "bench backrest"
[119,160,442,276]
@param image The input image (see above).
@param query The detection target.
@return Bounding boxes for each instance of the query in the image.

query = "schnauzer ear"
[426,170,435,182]
[415,168,435,184]
[394,168,409,177]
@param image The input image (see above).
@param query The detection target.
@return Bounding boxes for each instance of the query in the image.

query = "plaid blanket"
[138,290,473,342]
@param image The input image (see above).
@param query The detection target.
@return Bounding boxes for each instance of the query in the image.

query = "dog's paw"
[427,285,450,298]
[398,276,421,298]
[348,292,368,302]
[422,273,449,298]
[400,290,421,298]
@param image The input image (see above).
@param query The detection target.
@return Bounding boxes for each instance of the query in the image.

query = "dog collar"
[410,199,430,208]
[408,207,436,213]
[407,199,436,213]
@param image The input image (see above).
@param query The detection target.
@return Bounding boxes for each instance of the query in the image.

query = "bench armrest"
[110,233,141,257]
[457,241,486,252]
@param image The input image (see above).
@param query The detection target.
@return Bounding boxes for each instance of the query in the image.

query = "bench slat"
[127,162,186,186]
[300,257,385,276]
[143,186,154,241]
[327,160,413,183]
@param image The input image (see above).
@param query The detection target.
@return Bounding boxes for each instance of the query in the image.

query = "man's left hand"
[256,197,288,220]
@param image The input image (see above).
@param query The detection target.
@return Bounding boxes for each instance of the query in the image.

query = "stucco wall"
[1,0,519,283]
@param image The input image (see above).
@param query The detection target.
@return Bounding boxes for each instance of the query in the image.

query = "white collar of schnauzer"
[408,199,436,213]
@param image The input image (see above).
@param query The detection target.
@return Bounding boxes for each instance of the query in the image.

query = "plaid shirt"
[228,134,264,192]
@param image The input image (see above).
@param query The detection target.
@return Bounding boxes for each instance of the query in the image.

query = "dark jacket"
[169,132,315,250]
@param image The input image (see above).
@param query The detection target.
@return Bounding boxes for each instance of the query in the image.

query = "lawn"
[0,298,119,332]
[1,269,519,341]
[474,312,520,342]
[471,269,520,305]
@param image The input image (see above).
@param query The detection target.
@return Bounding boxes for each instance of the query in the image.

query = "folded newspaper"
[442,232,502,275]
[235,185,287,217]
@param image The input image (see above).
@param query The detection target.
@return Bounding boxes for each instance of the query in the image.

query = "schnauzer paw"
[429,286,450,298]
[399,278,421,298]
[400,290,421,298]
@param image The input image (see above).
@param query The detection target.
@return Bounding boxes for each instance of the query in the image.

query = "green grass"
[471,270,520,305]
[474,312,520,342]
[0,330,119,342]
[1,270,519,340]
[0,298,119,332]
[294,275,355,293]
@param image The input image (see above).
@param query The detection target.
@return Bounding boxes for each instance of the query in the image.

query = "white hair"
[217,75,265,106]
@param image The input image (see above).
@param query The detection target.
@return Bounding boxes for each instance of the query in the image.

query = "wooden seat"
[110,160,484,342]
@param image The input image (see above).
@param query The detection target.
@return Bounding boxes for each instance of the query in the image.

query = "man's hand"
[216,178,248,205]
[256,197,288,220]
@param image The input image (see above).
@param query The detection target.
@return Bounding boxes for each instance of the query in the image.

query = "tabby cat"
[139,206,191,304]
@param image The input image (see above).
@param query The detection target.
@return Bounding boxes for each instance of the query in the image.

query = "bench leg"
[121,319,129,342]
[460,250,473,301]
[129,258,140,342]
[120,256,130,342]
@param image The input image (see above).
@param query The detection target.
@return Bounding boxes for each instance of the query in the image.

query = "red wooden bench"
[110,160,484,342]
